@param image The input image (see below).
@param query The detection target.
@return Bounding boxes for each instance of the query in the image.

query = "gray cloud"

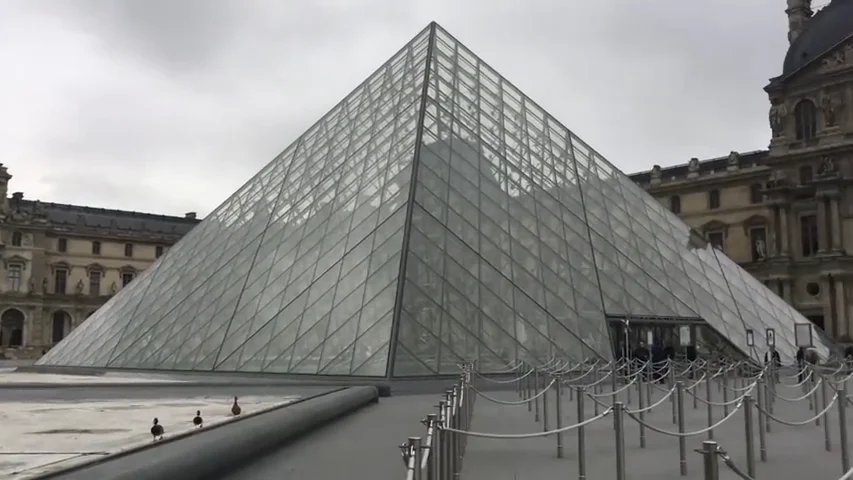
[0,0,791,216]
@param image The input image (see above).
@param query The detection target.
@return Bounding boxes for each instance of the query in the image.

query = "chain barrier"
[399,356,853,480]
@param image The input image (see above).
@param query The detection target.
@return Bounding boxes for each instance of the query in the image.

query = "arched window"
[670,195,681,214]
[0,309,24,347]
[794,100,817,141]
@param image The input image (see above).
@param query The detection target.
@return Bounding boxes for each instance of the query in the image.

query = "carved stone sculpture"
[688,157,699,172]
[28,279,35,294]
[769,103,788,137]
[820,91,842,127]
[651,165,662,181]
[41,277,48,294]
[110,281,117,295]
[755,239,767,260]
[817,155,837,177]
[766,169,788,189]
[727,151,740,166]
[75,279,84,295]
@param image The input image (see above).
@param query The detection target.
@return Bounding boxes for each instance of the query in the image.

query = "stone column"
[768,207,779,257]
[830,196,843,252]
[818,198,829,253]
[779,206,790,256]
[836,278,848,338]
[821,276,834,334]
[782,279,793,304]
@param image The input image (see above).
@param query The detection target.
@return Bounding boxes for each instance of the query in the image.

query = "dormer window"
[794,100,817,141]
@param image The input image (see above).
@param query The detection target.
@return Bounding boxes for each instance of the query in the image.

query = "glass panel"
[36,26,431,377]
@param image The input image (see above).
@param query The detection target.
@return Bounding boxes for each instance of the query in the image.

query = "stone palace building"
[0,164,199,359]
[629,0,853,340]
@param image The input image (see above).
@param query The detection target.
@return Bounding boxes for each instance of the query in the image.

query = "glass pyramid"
[38,23,830,377]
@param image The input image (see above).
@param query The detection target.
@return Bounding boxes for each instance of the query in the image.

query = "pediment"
[50,261,70,273]
[3,254,28,269]
[742,214,769,233]
[698,219,728,233]
[86,262,105,273]
[119,265,137,273]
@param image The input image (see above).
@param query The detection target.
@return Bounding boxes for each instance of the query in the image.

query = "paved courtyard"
[461,373,853,479]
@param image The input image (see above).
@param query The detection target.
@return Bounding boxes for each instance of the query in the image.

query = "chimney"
[184,212,197,220]
[11,192,23,204]
[786,0,813,44]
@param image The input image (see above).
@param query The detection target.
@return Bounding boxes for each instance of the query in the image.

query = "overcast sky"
[0,0,796,217]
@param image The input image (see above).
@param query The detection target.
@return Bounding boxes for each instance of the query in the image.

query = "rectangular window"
[124,243,134,258]
[54,269,68,294]
[708,190,721,210]
[89,271,101,296]
[121,272,134,287]
[92,241,101,255]
[749,227,768,261]
[57,238,68,253]
[801,214,819,257]
[6,264,21,292]
[155,246,164,258]
[706,231,725,251]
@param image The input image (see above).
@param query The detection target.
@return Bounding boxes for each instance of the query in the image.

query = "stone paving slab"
[462,375,853,479]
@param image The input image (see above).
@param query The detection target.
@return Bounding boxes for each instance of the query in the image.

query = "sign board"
[679,325,691,347]
[646,330,654,346]
[746,329,755,347]
[765,328,775,347]
[794,323,814,348]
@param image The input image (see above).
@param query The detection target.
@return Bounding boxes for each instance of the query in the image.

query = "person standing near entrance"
[796,347,806,383]
[633,341,650,379]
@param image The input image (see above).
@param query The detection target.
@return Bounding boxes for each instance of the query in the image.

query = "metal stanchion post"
[534,369,541,422]
[676,381,687,476]
[410,437,423,480]
[612,362,618,402]
[638,370,646,448]
[822,378,832,452]
[555,376,563,458]
[705,372,714,440]
[426,414,437,480]
[436,401,446,479]
[722,369,729,417]
[614,402,626,480]
[527,369,533,412]
[744,394,755,478]
[543,376,550,432]
[577,387,586,480]
[702,440,719,480]
[764,379,773,434]
[809,367,815,412]
[757,380,767,462]
[840,381,850,473]
[693,375,699,410]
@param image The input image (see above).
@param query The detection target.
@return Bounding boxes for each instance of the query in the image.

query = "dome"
[782,0,853,76]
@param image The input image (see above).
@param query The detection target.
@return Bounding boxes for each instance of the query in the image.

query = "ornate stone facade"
[0,165,200,359]
[630,3,853,340]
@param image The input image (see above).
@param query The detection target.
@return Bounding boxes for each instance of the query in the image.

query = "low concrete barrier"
[35,386,379,480]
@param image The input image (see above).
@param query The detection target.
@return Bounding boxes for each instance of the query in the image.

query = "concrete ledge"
[33,386,380,480]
